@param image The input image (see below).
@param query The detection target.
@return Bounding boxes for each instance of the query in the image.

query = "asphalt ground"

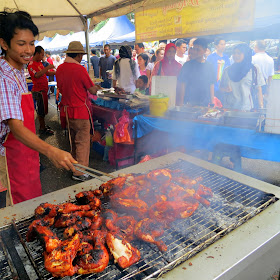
[38,95,280,196]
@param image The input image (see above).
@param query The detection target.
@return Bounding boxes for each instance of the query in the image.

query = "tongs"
[73,163,115,182]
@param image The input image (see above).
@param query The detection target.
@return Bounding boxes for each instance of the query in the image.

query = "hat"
[64,41,87,54]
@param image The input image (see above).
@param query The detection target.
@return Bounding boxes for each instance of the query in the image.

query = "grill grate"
[10,160,278,280]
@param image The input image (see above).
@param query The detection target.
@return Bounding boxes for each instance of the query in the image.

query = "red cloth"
[152,43,182,76]
[56,62,94,119]
[4,92,42,204]
[28,60,48,93]
[47,57,53,65]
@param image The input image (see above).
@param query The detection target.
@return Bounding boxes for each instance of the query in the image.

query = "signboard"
[135,0,256,42]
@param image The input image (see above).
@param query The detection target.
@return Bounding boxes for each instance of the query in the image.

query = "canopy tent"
[35,36,52,49]
[89,15,135,47]
[43,34,72,51]
[107,31,135,45]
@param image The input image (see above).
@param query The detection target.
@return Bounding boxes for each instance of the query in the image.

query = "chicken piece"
[54,213,78,228]
[44,233,80,278]
[99,177,127,196]
[26,219,61,253]
[76,229,109,274]
[111,185,138,200]
[90,215,104,230]
[104,209,119,232]
[147,169,172,184]
[111,198,148,219]
[63,217,92,238]
[149,200,199,225]
[75,191,102,210]
[134,218,167,252]
[115,216,136,241]
[106,232,140,269]
[196,184,213,198]
[35,203,59,218]
[173,175,202,188]
[58,202,91,214]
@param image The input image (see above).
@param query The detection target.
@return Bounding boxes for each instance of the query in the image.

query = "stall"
[0,152,280,280]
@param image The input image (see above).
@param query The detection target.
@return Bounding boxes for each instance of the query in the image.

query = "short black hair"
[214,37,225,46]
[175,39,187,47]
[67,53,79,58]
[138,53,149,67]
[34,45,44,55]
[104,44,111,49]
[138,75,148,84]
[0,9,39,55]
[193,38,208,49]
[45,51,51,55]
[136,43,145,49]
[91,49,96,55]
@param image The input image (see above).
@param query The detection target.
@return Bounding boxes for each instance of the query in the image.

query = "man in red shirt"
[28,46,55,135]
[45,51,55,93]
[56,41,100,181]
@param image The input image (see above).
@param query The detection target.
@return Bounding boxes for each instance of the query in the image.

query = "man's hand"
[47,64,55,70]
[46,146,77,172]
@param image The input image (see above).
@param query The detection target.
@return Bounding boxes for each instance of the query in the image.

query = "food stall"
[0,152,280,280]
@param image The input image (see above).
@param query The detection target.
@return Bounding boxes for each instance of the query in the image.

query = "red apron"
[3,91,42,205]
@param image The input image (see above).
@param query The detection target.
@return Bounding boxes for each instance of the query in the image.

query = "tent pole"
[85,18,91,73]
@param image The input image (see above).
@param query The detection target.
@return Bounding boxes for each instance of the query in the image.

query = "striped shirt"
[0,59,25,156]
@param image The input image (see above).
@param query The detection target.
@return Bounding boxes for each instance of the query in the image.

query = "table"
[133,115,280,166]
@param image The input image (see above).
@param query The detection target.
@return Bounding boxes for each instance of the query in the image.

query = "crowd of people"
[0,8,277,207]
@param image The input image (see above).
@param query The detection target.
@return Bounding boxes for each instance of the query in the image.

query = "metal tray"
[167,106,202,120]
[224,111,260,129]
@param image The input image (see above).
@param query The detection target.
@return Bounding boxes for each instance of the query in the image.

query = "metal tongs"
[73,163,115,182]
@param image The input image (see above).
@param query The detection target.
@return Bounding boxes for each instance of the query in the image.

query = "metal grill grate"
[10,160,278,279]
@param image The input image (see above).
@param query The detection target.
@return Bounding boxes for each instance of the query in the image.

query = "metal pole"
[85,18,91,72]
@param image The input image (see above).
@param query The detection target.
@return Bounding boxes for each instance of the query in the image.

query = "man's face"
[0,28,35,69]
[135,44,144,55]
[192,44,206,60]
[158,42,166,50]
[216,40,226,53]
[176,43,187,56]
[38,50,45,61]
[104,46,111,57]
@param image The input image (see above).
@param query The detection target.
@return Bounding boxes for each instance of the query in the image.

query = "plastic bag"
[113,110,134,144]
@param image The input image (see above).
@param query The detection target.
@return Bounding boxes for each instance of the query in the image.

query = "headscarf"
[160,43,181,76]
[227,43,253,82]
[114,45,137,79]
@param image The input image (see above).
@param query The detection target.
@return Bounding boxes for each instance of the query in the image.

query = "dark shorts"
[32,91,46,117]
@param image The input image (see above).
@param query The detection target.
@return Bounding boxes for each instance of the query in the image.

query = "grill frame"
[1,152,280,280]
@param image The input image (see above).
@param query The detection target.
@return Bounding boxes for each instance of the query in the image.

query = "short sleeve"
[0,79,23,122]
[220,67,230,89]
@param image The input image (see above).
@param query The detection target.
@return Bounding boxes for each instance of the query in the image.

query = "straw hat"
[64,41,87,54]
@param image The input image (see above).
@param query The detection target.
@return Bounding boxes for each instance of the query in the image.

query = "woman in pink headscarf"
[151,43,182,77]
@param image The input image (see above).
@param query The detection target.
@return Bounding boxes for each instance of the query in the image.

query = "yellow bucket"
[149,96,169,117]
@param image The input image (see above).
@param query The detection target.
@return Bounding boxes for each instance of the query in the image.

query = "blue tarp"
[133,115,280,162]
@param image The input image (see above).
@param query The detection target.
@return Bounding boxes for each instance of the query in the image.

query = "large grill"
[0,158,277,280]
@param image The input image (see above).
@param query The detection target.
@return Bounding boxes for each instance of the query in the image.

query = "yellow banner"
[135,0,256,42]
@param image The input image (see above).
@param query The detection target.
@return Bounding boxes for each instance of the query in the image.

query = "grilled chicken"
[147,169,172,183]
[44,233,80,278]
[26,219,61,253]
[99,177,127,196]
[149,200,199,225]
[35,203,59,218]
[115,216,136,241]
[58,202,91,213]
[134,218,167,252]
[75,190,102,210]
[106,232,140,269]
[111,198,148,219]
[63,217,92,238]
[76,229,109,274]
[104,209,119,232]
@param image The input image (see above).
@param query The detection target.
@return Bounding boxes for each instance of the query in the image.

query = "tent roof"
[89,15,135,46]
[1,0,161,39]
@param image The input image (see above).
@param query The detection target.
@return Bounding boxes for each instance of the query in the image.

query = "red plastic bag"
[113,110,134,144]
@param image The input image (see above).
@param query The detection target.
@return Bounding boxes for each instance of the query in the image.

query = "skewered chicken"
[134,218,167,252]
[76,229,109,274]
[26,219,61,253]
[106,232,141,269]
[44,233,80,278]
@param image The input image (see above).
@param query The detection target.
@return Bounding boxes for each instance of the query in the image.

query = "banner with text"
[135,0,256,42]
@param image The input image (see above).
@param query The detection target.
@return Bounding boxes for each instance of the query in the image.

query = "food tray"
[167,106,202,120]
[224,111,260,129]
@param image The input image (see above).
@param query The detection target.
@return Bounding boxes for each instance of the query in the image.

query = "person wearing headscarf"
[177,38,215,106]
[151,43,182,77]
[112,45,140,93]
[220,43,265,110]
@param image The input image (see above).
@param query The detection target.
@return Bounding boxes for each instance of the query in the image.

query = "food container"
[149,95,169,117]
[223,111,260,129]
[167,106,202,120]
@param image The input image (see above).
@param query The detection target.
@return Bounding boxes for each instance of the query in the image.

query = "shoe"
[39,128,54,135]
[72,174,92,182]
